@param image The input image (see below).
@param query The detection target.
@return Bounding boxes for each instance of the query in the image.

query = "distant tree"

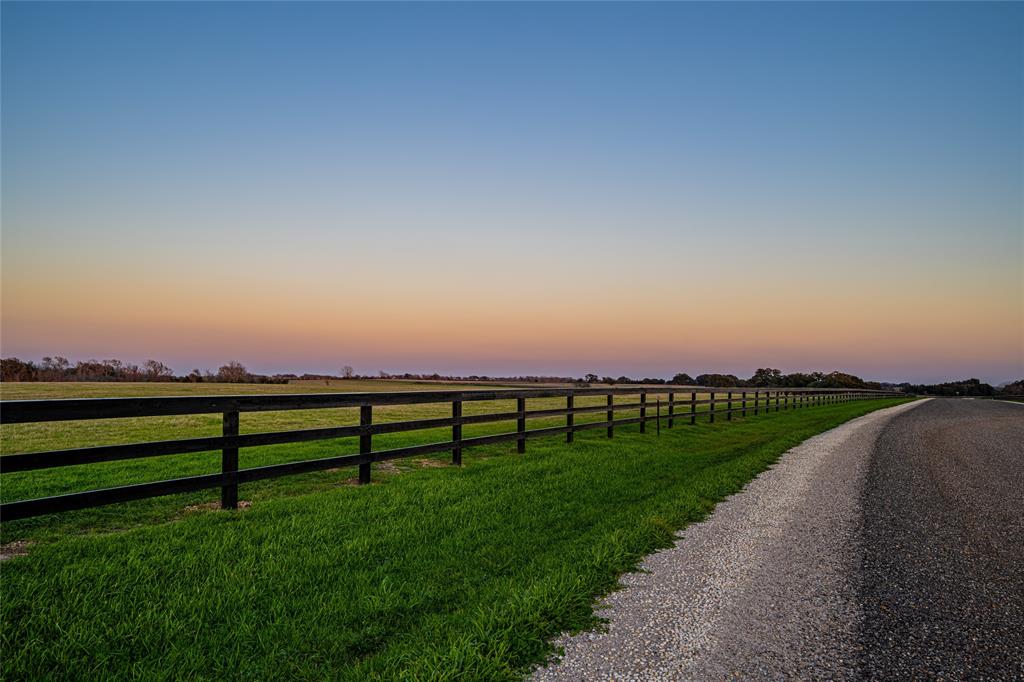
[143,360,174,381]
[749,368,784,387]
[1,358,37,381]
[1000,379,1024,395]
[217,361,250,383]
[584,373,599,384]
[781,372,815,387]
[671,373,695,385]
[40,356,70,380]
[341,365,355,379]
[695,373,741,387]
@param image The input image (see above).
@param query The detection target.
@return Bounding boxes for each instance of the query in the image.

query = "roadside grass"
[1,397,908,680]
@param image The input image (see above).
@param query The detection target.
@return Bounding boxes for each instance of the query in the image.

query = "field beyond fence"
[0,384,900,523]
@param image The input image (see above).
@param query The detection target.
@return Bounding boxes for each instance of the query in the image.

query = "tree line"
[3,357,1018,396]
[895,377,1023,397]
[581,368,884,390]
[0,357,287,384]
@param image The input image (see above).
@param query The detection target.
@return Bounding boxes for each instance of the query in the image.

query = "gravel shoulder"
[531,400,926,681]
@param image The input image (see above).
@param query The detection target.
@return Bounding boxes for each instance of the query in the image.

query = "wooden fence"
[0,386,901,521]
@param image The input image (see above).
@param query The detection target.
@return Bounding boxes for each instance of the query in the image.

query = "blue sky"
[2,2,1022,383]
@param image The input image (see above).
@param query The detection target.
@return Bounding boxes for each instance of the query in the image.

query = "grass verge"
[1,398,909,680]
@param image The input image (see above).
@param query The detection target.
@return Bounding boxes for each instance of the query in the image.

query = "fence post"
[607,394,614,438]
[566,395,574,443]
[754,390,759,416]
[668,392,674,428]
[775,391,780,412]
[690,391,697,425]
[726,391,733,421]
[359,405,372,484]
[640,392,647,433]
[221,411,239,510]
[452,400,462,466]
[742,391,747,417]
[709,391,716,423]
[657,398,661,436]
[517,397,526,453]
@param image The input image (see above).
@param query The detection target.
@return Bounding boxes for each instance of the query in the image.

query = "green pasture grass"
[0,378,530,401]
[1,396,909,680]
[2,381,766,544]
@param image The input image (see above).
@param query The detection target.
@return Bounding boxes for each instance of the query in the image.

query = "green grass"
[1,390,909,681]
[2,381,756,544]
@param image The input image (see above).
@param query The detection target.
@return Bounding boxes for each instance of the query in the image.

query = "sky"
[1,2,1021,384]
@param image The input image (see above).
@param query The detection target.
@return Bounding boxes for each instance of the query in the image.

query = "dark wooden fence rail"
[0,386,902,521]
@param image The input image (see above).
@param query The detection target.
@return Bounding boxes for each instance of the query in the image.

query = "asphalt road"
[532,399,1024,680]
[861,398,1024,679]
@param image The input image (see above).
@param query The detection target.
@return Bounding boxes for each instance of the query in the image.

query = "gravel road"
[530,399,1024,680]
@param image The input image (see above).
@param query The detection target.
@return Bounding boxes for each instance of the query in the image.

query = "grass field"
[3,380,756,544]
[1,382,909,680]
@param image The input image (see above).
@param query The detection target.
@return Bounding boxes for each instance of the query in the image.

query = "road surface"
[531,399,1024,680]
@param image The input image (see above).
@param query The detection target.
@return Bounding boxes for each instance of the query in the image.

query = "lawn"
[0,384,909,680]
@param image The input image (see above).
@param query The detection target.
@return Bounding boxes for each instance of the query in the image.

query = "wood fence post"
[709,391,716,423]
[668,392,674,428]
[754,390,759,415]
[690,391,697,425]
[726,391,733,420]
[606,394,614,438]
[566,395,574,443]
[640,392,647,433]
[359,405,372,484]
[452,400,462,466]
[221,411,239,509]
[742,391,747,417]
[517,397,526,453]
[657,398,661,436]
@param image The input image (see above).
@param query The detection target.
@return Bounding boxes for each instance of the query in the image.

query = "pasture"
[1,381,909,679]
[3,380,777,543]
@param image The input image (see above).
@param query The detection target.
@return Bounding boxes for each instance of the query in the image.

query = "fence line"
[0,386,902,521]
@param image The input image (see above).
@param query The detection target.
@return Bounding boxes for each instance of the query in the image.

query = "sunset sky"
[2,2,1021,384]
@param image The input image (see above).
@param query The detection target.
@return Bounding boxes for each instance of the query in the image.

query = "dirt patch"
[413,458,450,468]
[183,500,251,514]
[0,540,33,562]
[331,461,402,476]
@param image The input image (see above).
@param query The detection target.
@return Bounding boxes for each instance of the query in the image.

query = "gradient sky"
[2,2,1022,383]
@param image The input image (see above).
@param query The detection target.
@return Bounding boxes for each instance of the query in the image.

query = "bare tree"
[143,359,174,380]
[217,361,250,383]
[341,365,354,379]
